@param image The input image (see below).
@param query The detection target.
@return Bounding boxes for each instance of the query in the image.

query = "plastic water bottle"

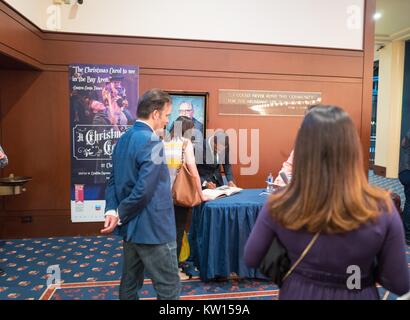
[266,172,273,193]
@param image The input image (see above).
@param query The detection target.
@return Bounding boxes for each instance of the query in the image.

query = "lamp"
[0,174,32,196]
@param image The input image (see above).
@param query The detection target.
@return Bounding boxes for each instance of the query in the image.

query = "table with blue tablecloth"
[188,188,269,281]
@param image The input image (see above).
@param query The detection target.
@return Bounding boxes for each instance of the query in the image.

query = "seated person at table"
[197,130,237,189]
[273,150,293,187]
[273,105,320,187]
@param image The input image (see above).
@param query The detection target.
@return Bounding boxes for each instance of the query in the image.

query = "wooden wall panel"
[360,0,376,170]
[1,70,70,212]
[0,0,376,238]
[43,37,364,78]
[0,2,44,69]
[0,215,101,239]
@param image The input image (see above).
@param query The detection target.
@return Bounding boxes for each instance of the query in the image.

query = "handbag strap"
[282,231,320,282]
[181,139,188,164]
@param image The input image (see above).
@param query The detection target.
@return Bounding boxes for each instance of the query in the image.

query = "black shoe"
[0,268,5,276]
[214,276,228,282]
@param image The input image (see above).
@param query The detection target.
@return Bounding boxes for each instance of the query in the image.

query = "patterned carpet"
[0,236,279,300]
[368,170,405,210]
[0,171,408,300]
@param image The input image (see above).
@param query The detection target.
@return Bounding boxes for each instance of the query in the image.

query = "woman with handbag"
[244,105,410,299]
[164,116,209,268]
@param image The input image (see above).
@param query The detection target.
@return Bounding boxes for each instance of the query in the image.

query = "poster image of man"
[166,94,206,137]
[178,101,203,133]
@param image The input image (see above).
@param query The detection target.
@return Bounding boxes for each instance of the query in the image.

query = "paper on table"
[202,186,243,200]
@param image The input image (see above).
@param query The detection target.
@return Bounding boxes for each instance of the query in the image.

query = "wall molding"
[375,26,410,44]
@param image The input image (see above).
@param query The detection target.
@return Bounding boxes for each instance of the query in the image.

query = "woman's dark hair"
[136,89,171,119]
[268,105,392,234]
[169,116,194,139]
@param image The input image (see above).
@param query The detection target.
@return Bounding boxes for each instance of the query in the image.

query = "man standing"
[101,89,180,300]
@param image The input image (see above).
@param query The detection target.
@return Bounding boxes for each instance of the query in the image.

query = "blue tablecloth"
[189,188,269,281]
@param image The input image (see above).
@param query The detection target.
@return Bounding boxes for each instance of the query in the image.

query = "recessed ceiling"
[375,0,410,41]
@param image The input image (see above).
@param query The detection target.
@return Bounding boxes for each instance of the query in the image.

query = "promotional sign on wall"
[219,89,322,116]
[69,64,139,222]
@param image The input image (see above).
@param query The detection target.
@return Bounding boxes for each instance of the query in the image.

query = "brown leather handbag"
[172,140,202,207]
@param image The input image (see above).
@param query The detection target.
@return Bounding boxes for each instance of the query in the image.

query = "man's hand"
[228,181,237,188]
[207,182,217,189]
[101,215,119,234]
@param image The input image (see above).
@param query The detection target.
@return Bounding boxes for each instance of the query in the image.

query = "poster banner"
[69,64,139,222]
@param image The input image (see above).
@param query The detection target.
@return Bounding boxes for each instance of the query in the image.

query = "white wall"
[4,0,364,49]
[4,0,47,27]
[375,40,405,178]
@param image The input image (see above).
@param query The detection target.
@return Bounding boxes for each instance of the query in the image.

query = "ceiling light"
[373,12,382,20]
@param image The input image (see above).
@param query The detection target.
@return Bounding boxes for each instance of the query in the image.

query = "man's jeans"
[119,240,181,300]
[399,170,410,241]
